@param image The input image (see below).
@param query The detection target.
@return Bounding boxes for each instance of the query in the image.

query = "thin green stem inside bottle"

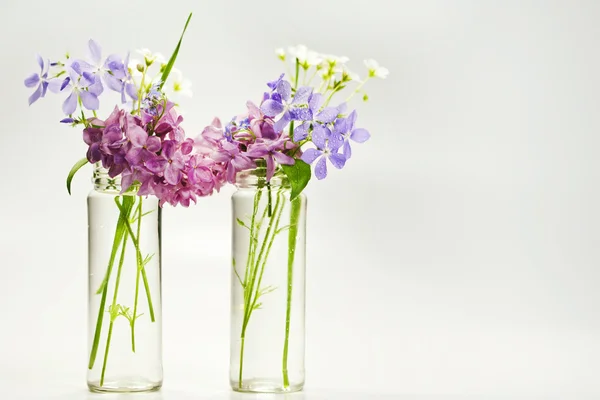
[89,195,156,387]
[100,202,130,386]
[237,184,286,389]
[282,196,301,387]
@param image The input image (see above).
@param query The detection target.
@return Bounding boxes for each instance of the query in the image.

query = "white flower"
[137,48,166,66]
[128,58,144,75]
[341,65,361,82]
[128,58,152,86]
[275,48,286,61]
[364,59,389,79]
[165,68,192,97]
[321,53,349,67]
[320,64,360,83]
[319,68,332,79]
[288,44,322,68]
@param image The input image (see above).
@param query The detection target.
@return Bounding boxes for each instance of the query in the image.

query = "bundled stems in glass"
[238,183,285,388]
[88,194,156,388]
[233,170,305,392]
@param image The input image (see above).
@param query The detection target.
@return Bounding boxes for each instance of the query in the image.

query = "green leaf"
[236,218,249,229]
[281,159,311,201]
[142,253,155,267]
[159,12,193,90]
[259,285,277,296]
[232,259,244,287]
[276,224,294,235]
[66,157,89,195]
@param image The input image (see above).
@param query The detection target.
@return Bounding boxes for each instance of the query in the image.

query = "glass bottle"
[87,164,162,392]
[230,167,307,393]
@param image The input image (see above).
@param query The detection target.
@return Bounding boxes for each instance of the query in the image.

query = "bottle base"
[231,378,303,393]
[88,378,162,393]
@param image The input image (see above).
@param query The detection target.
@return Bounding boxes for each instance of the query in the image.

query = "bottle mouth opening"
[235,160,289,188]
[93,163,138,194]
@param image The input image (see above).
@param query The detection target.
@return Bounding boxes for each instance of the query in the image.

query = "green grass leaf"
[142,253,155,267]
[236,218,250,229]
[281,159,311,201]
[66,158,89,195]
[159,12,193,90]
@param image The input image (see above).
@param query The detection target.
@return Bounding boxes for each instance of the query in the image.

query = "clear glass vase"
[87,164,162,393]
[230,167,307,393]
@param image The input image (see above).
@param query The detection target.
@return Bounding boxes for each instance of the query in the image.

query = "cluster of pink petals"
[195,101,298,185]
[83,96,300,207]
[83,104,225,207]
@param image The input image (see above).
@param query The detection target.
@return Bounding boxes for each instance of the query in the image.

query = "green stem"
[131,197,143,352]
[242,189,262,293]
[100,223,130,386]
[88,196,133,370]
[243,193,283,327]
[115,197,156,322]
[345,76,371,102]
[99,323,115,387]
[267,182,273,217]
[238,190,285,388]
[248,195,285,314]
[306,68,319,86]
[238,336,245,389]
[137,67,147,114]
[282,197,301,388]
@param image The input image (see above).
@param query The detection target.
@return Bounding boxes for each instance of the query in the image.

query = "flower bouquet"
[193,45,388,393]
[24,13,228,392]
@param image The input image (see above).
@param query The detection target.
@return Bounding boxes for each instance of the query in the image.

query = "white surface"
[1,0,600,399]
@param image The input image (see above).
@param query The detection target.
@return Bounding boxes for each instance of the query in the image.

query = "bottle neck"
[92,163,137,194]
[235,167,290,190]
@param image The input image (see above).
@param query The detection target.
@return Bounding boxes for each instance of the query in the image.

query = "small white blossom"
[341,65,361,82]
[288,44,322,68]
[275,48,286,61]
[137,48,166,66]
[321,54,349,67]
[320,64,360,83]
[165,68,192,98]
[128,59,148,92]
[364,59,389,79]
[319,68,332,79]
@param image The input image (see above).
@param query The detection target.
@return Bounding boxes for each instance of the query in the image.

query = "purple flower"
[212,141,255,183]
[121,167,153,194]
[24,55,61,105]
[267,73,285,91]
[146,140,185,185]
[292,92,325,141]
[82,125,104,163]
[292,96,347,142]
[60,66,99,115]
[104,150,128,178]
[187,155,216,195]
[260,78,313,133]
[300,124,346,180]
[246,137,295,181]
[247,101,278,140]
[332,110,370,159]
[74,40,137,103]
[125,123,161,165]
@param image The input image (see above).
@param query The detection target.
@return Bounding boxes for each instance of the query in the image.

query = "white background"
[1,0,599,399]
